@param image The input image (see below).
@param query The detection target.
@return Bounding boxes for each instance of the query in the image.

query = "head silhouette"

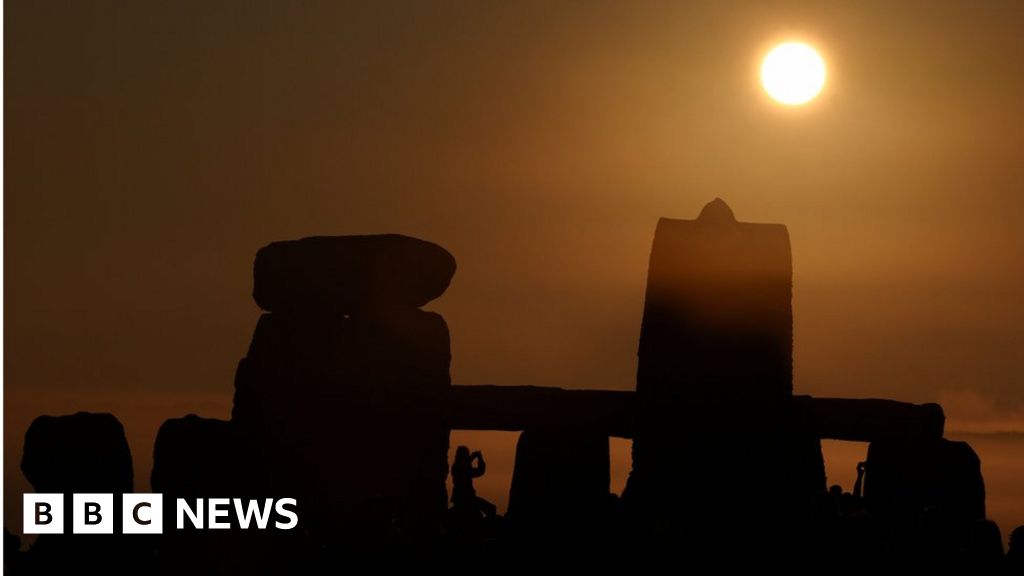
[965,519,1004,564]
[1007,525,1024,574]
[1007,522,1024,549]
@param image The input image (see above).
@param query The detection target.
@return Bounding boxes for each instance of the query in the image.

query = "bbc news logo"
[24,494,298,534]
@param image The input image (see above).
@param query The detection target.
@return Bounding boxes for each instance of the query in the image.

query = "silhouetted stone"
[779,404,828,508]
[19,413,139,575]
[247,309,449,530]
[446,387,943,443]
[865,438,985,543]
[625,199,820,557]
[151,415,251,497]
[10,211,1008,571]
[637,199,793,404]
[697,197,735,223]
[507,430,611,537]
[21,412,133,494]
[252,234,456,313]
[150,416,308,575]
[235,236,455,552]
[794,397,945,442]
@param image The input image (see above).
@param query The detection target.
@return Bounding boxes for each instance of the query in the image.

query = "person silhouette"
[853,461,866,500]
[1006,526,1024,573]
[963,518,1004,573]
[450,446,496,519]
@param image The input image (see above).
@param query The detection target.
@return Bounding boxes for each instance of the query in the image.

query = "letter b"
[85,503,102,525]
[23,494,63,534]
[73,494,113,534]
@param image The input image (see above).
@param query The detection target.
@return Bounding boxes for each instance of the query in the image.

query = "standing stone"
[507,430,611,537]
[22,412,133,495]
[20,413,137,575]
[150,415,297,576]
[865,438,985,543]
[151,415,249,499]
[232,235,455,551]
[625,199,823,552]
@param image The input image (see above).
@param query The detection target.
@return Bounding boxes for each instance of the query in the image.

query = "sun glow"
[760,42,826,106]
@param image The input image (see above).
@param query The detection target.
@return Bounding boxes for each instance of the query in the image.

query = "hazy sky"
[6,0,1023,535]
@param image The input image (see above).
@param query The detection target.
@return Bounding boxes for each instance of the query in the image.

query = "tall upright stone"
[625,199,823,550]
[231,235,456,548]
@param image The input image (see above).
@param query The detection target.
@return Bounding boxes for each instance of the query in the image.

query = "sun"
[760,42,826,106]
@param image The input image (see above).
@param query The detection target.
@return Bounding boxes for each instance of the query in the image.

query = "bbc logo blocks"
[24,494,162,534]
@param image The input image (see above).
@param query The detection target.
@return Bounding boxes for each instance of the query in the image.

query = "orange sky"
[6,0,1024,541]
